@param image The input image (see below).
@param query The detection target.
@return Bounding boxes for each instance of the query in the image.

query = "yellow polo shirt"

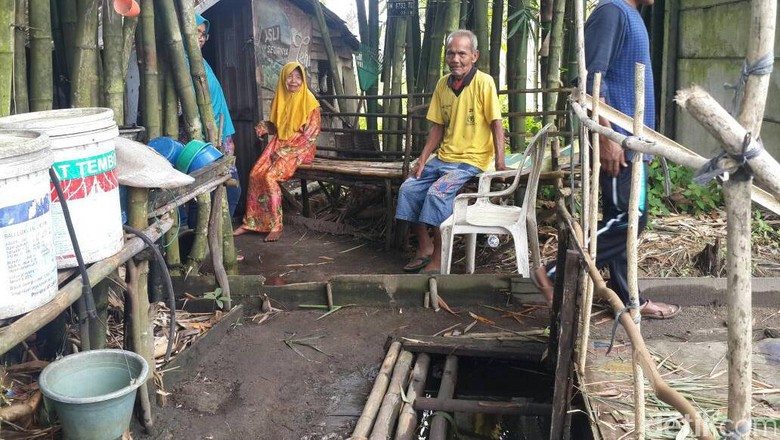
[427,69,502,171]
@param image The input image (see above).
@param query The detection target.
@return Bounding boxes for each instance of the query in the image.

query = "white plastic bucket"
[0,109,124,268]
[0,130,58,319]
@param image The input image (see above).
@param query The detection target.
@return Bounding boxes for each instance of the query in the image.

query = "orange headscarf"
[269,62,319,141]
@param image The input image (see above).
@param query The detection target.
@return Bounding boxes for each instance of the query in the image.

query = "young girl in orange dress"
[233,62,321,241]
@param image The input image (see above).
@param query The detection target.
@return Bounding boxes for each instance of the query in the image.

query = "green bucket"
[39,349,149,440]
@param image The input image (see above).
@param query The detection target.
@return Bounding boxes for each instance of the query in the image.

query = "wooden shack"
[195,0,360,214]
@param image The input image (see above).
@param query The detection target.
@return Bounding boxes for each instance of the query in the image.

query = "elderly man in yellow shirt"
[396,29,509,274]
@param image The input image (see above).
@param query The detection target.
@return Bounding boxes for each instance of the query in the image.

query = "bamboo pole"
[351,341,403,439]
[103,1,125,124]
[577,73,601,375]
[221,194,238,275]
[121,17,139,80]
[628,63,646,439]
[164,209,182,276]
[312,0,347,114]
[157,0,202,141]
[183,193,211,277]
[429,355,458,440]
[162,57,179,137]
[474,0,489,72]
[28,0,52,111]
[71,0,100,107]
[368,350,414,440]
[0,0,13,116]
[387,17,406,152]
[138,0,161,138]
[12,0,28,114]
[489,0,504,86]
[557,208,714,440]
[415,397,552,416]
[127,187,154,430]
[543,0,567,127]
[394,353,431,440]
[177,0,217,144]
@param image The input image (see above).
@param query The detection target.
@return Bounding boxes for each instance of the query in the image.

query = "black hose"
[49,168,95,350]
[122,224,176,362]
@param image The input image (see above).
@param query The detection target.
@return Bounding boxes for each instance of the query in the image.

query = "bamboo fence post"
[369,350,414,440]
[127,187,154,430]
[0,0,14,116]
[184,193,211,276]
[312,0,347,114]
[557,210,713,440]
[71,0,100,107]
[352,341,403,439]
[138,0,161,138]
[177,0,217,144]
[157,0,202,141]
[394,353,431,440]
[13,0,28,114]
[627,63,646,439]
[208,186,231,310]
[103,2,124,124]
[28,0,52,111]
[577,73,601,375]
[429,355,458,440]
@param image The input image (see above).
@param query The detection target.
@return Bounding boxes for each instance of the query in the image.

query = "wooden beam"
[401,335,545,364]
[414,397,552,416]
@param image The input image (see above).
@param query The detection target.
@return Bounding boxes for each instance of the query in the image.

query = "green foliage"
[203,287,228,309]
[752,209,780,245]
[646,160,724,216]
[507,1,540,38]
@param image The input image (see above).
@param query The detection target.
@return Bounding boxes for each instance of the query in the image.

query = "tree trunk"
[57,0,76,76]
[388,17,407,152]
[366,0,379,130]
[489,0,504,86]
[71,0,100,107]
[474,0,489,72]
[103,3,125,124]
[157,0,201,141]
[121,18,139,79]
[423,2,448,95]
[29,0,52,111]
[178,0,217,144]
[443,0,461,38]
[162,58,179,137]
[136,0,161,138]
[13,0,28,114]
[543,0,566,127]
[506,0,529,151]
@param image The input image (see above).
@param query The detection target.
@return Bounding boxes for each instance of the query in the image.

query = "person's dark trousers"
[547,161,648,306]
[594,161,648,305]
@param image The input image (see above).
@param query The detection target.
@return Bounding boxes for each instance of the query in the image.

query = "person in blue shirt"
[535,0,680,319]
[195,13,241,218]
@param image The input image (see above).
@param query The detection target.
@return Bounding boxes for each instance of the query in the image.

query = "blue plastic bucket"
[176,139,223,173]
[39,349,149,440]
[148,136,184,165]
[0,130,57,319]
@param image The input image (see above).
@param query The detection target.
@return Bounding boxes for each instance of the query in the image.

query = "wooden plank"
[549,250,581,440]
[401,335,546,364]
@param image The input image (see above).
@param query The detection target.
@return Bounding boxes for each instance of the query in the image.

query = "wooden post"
[429,355,458,440]
[627,63,646,439]
[312,0,347,114]
[369,350,414,440]
[351,341,403,439]
[395,353,431,440]
[208,186,231,310]
[549,250,580,440]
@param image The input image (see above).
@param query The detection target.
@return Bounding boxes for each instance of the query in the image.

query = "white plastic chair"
[440,123,552,276]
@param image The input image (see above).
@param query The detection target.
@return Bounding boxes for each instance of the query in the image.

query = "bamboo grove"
[1,0,589,151]
[2,0,217,146]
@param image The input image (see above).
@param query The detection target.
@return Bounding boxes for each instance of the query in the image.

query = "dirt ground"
[132,224,780,440]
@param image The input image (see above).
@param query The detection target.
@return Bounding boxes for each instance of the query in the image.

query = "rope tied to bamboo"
[724,53,774,115]
[693,132,764,185]
[606,301,640,354]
